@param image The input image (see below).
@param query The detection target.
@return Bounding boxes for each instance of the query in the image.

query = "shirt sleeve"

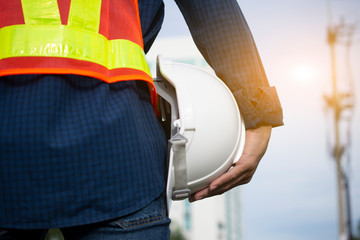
[174,0,283,129]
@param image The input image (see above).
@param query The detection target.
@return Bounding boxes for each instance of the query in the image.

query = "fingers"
[189,126,272,202]
[189,126,271,202]
[211,159,257,188]
[189,160,256,202]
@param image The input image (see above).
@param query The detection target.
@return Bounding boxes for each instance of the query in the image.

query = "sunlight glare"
[290,65,319,86]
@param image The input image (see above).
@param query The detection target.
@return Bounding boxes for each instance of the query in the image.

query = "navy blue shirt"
[0,0,283,229]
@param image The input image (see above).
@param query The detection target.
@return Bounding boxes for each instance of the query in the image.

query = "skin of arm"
[171,1,282,202]
[189,125,272,202]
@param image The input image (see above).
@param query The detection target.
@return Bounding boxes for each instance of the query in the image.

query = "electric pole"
[324,1,356,239]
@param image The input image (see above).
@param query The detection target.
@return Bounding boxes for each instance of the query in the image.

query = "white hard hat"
[154,56,245,209]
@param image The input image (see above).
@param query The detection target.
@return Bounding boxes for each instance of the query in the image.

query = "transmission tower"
[324,1,357,239]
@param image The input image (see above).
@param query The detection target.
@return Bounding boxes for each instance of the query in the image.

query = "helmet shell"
[156,56,245,197]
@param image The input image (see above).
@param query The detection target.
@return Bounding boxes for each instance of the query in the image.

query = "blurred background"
[146,0,360,239]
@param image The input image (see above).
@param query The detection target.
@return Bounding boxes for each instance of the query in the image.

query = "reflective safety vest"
[0,0,156,106]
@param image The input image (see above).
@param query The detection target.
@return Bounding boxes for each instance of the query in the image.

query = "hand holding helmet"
[189,125,272,202]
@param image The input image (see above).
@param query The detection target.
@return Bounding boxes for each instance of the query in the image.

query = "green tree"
[170,221,187,240]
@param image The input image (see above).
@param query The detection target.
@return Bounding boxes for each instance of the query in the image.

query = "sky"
[148,0,360,239]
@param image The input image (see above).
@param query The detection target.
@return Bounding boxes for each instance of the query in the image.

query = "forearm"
[175,0,283,129]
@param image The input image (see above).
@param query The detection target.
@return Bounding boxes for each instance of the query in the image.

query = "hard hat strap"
[170,133,191,200]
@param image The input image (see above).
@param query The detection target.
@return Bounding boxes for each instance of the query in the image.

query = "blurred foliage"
[44,229,64,240]
[171,228,186,240]
[170,221,187,240]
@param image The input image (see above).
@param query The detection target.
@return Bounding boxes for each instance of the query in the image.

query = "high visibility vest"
[0,0,156,106]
